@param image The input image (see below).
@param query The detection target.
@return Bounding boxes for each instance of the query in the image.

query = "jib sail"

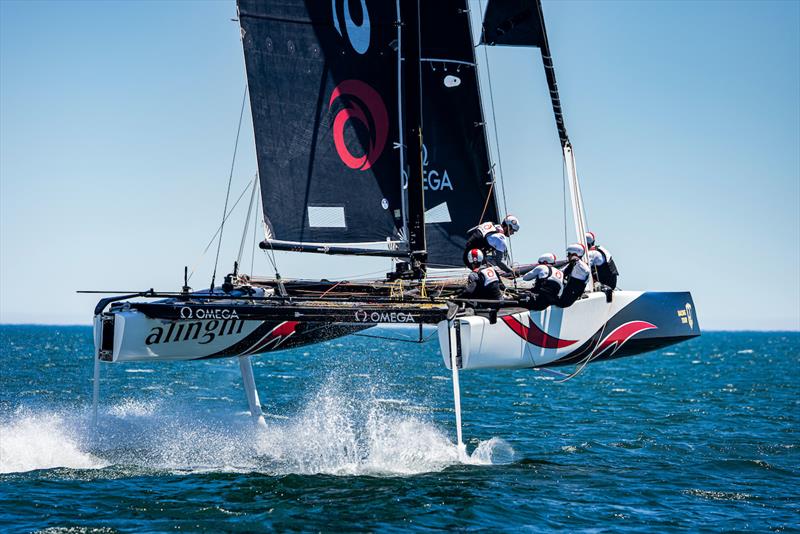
[419,0,498,268]
[238,0,404,247]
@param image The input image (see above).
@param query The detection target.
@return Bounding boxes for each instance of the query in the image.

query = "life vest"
[463,222,501,267]
[479,266,500,286]
[463,266,503,300]
[531,264,564,297]
[591,245,619,287]
[562,258,590,282]
[475,222,500,238]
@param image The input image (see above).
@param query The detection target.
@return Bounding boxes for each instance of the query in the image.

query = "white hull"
[438,291,699,370]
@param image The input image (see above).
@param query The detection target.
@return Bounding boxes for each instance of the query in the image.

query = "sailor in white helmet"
[460,248,504,301]
[585,231,619,290]
[462,215,519,275]
[557,243,591,307]
[521,252,564,311]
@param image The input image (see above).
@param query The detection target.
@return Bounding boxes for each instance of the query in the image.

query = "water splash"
[1,384,512,476]
[0,408,107,474]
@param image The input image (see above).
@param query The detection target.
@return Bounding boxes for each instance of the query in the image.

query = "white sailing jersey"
[563,259,590,281]
[523,264,564,290]
[588,246,612,266]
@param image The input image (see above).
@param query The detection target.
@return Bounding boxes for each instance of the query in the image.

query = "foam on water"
[0,409,108,474]
[1,383,512,476]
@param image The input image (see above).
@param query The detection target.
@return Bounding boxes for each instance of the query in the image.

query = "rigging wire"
[210,84,249,291]
[188,178,254,281]
[476,0,516,287]
[250,184,259,278]
[352,329,438,344]
[556,304,613,382]
[237,174,259,266]
[475,0,510,220]
[562,158,568,250]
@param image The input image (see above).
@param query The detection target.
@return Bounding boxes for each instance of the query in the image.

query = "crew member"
[460,248,504,301]
[558,243,590,307]
[521,252,564,311]
[462,215,520,275]
[585,231,619,290]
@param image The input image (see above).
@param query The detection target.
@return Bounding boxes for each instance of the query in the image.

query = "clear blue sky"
[1,0,798,329]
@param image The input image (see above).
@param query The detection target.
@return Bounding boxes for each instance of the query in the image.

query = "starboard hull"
[437,291,699,370]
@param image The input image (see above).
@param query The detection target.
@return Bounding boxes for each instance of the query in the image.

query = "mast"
[480,0,593,287]
[534,0,593,287]
[401,0,427,274]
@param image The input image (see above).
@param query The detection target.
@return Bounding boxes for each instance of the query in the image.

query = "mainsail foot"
[238,355,266,427]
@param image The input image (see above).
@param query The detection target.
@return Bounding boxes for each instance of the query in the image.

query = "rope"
[419,273,428,298]
[319,280,345,298]
[477,178,495,225]
[210,84,248,291]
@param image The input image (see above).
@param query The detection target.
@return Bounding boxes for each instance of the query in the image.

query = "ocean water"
[0,325,797,532]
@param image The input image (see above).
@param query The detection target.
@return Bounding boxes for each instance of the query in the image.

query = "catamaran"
[87,0,700,447]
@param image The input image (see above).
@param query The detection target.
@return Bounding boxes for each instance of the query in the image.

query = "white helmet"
[567,243,586,257]
[467,248,484,265]
[585,231,596,248]
[537,252,557,265]
[502,215,520,234]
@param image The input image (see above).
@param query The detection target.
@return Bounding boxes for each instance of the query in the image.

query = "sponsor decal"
[179,307,239,320]
[421,144,453,191]
[502,315,578,349]
[677,303,694,329]
[590,320,657,358]
[145,318,246,346]
[443,75,461,88]
[354,310,415,323]
[329,80,388,171]
[332,0,370,54]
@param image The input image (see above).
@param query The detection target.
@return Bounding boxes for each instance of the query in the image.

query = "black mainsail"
[239,0,499,269]
[238,0,403,248]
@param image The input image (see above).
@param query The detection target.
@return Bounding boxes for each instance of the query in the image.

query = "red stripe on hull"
[590,320,657,358]
[502,315,578,349]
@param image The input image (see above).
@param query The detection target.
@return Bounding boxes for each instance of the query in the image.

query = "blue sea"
[1,325,798,532]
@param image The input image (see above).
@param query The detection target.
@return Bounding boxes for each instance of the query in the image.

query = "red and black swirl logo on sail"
[329,79,388,171]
